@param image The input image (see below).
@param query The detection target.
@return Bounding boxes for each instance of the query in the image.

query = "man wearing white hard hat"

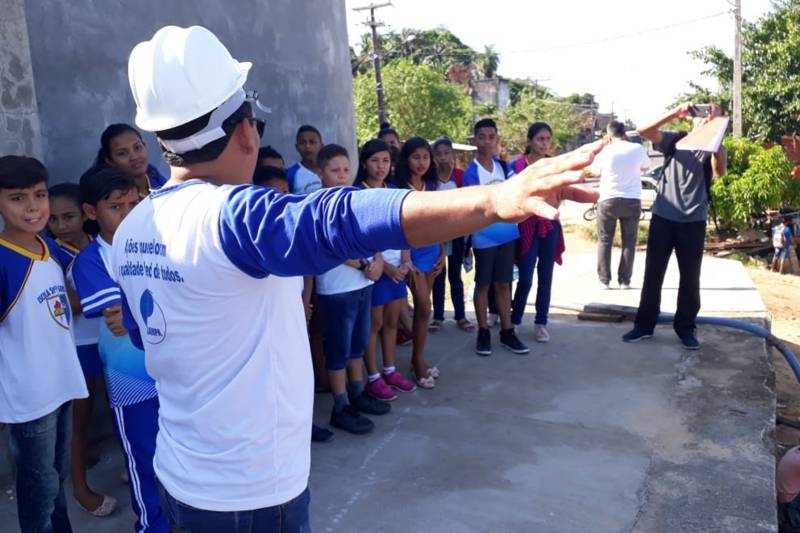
[113,25,600,532]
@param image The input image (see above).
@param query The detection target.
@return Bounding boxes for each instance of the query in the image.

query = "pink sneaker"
[365,377,397,401]
[382,371,417,393]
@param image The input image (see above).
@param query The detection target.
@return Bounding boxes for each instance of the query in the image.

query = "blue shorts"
[411,244,440,273]
[775,247,789,260]
[371,273,407,307]
[77,344,103,378]
[318,285,373,371]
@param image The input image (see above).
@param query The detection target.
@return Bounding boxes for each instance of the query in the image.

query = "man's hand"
[102,304,127,336]
[492,140,604,221]
[364,254,384,281]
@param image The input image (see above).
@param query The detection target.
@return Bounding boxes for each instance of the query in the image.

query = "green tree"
[680,1,800,141]
[494,88,583,154]
[353,60,472,143]
[477,45,500,79]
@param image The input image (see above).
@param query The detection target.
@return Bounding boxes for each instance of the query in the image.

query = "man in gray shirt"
[622,103,727,349]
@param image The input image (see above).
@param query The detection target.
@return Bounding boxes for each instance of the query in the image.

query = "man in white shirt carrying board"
[591,120,651,290]
[114,25,602,532]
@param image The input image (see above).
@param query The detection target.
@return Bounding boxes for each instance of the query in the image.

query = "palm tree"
[478,45,500,79]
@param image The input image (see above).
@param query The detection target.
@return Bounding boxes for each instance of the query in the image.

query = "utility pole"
[353,2,392,126]
[732,0,743,136]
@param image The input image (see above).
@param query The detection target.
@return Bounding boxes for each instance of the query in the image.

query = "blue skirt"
[371,274,407,307]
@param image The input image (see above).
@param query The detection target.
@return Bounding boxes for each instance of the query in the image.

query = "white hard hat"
[128,25,251,132]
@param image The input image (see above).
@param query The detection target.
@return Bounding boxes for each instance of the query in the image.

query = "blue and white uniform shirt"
[111,179,410,512]
[0,236,87,423]
[286,163,322,195]
[72,236,156,407]
[462,159,520,249]
[56,238,101,348]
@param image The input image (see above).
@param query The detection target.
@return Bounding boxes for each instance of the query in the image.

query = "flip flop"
[426,366,440,379]
[78,495,118,517]
[428,320,442,332]
[412,369,435,389]
[457,318,475,332]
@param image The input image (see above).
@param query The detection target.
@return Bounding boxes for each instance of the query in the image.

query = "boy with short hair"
[253,165,289,193]
[315,144,390,433]
[462,119,528,356]
[258,145,284,168]
[72,167,169,533]
[287,125,323,194]
[0,155,88,533]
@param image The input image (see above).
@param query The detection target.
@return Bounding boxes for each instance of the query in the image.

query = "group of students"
[0,112,586,532]
[248,117,596,438]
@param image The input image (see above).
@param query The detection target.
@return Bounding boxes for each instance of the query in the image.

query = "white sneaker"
[619,282,631,290]
[487,313,499,327]
[599,282,610,290]
[534,324,550,343]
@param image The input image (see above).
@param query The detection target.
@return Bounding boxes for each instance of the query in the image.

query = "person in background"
[772,215,794,275]
[315,144,390,434]
[258,145,284,168]
[393,137,445,389]
[623,102,727,350]
[0,155,88,533]
[590,120,650,290]
[463,119,528,356]
[778,445,800,532]
[73,168,168,533]
[356,139,418,401]
[378,122,401,151]
[48,183,118,518]
[287,125,323,195]
[96,123,167,198]
[252,165,289,194]
[430,137,473,332]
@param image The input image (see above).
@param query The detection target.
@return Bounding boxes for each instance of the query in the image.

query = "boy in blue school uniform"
[72,167,168,533]
[286,125,323,195]
[0,155,88,533]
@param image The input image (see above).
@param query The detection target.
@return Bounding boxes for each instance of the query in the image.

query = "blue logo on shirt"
[140,289,166,344]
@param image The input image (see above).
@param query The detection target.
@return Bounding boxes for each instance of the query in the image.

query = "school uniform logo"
[46,293,72,329]
[139,289,167,344]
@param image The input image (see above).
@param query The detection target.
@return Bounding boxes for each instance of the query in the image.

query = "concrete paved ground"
[0,253,778,532]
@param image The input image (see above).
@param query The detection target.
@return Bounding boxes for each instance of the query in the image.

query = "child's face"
[434,144,454,170]
[108,131,149,178]
[265,178,289,194]
[381,133,401,149]
[408,148,431,178]
[474,126,499,156]
[364,150,391,182]
[320,155,350,188]
[528,129,552,157]
[84,188,139,241]
[0,182,49,235]
[48,196,85,243]
[296,132,322,165]
[260,156,284,169]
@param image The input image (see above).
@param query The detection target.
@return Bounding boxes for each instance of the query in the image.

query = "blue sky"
[345,0,773,125]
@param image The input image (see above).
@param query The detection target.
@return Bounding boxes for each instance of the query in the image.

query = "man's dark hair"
[317,144,349,170]
[96,123,142,167]
[252,165,288,187]
[48,183,82,207]
[79,167,136,206]
[258,145,283,163]
[0,155,48,189]
[155,102,254,167]
[607,120,627,139]
[473,118,498,135]
[296,125,322,142]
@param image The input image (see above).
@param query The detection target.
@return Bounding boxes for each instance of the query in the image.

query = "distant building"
[471,78,511,111]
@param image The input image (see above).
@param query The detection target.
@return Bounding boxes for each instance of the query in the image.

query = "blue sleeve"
[0,248,32,322]
[462,163,479,187]
[72,247,121,318]
[120,290,143,350]
[43,236,72,272]
[218,185,411,278]
[286,164,299,193]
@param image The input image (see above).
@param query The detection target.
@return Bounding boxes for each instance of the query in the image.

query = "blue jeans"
[511,221,560,326]
[8,402,73,533]
[432,237,466,321]
[159,484,311,533]
[318,285,373,370]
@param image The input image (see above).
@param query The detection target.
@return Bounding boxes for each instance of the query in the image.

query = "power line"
[501,11,731,55]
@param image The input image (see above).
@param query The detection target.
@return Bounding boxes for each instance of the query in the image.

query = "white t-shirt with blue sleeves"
[286,162,322,195]
[111,179,409,512]
[0,236,87,423]
[462,159,520,249]
[72,236,157,407]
